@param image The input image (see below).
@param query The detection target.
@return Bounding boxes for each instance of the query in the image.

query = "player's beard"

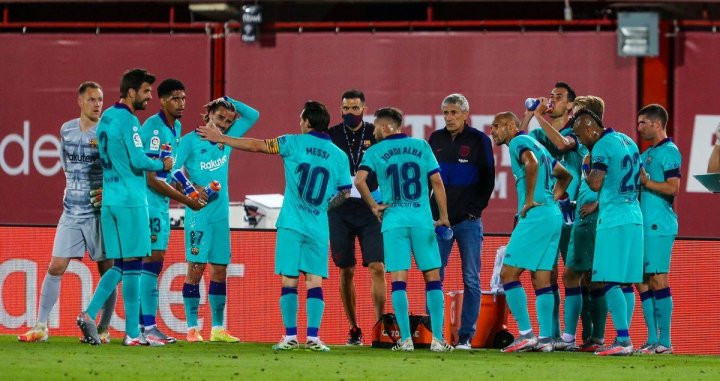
[133,97,148,111]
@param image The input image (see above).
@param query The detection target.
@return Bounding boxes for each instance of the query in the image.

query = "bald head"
[495,111,520,128]
[490,111,521,146]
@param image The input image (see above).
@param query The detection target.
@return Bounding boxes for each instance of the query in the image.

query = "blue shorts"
[185,218,231,265]
[383,227,441,272]
[505,212,561,272]
[643,235,675,274]
[592,224,643,283]
[566,215,597,272]
[275,228,329,278]
[101,205,151,259]
[148,208,170,251]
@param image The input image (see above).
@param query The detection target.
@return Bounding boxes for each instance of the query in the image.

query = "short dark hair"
[638,103,668,129]
[301,101,331,132]
[120,68,156,98]
[341,89,365,103]
[78,81,101,95]
[202,97,236,123]
[555,81,577,102]
[157,78,185,98]
[374,107,404,128]
[571,108,604,129]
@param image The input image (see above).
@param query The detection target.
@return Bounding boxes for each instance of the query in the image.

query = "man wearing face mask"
[327,89,385,346]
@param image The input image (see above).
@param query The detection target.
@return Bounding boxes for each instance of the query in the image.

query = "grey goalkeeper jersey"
[60,118,103,218]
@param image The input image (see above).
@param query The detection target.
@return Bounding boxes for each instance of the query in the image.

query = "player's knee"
[650,275,669,290]
[368,262,384,278]
[209,265,227,281]
[47,258,70,276]
[563,269,579,285]
[500,266,518,283]
[185,263,205,283]
[422,268,441,282]
[305,275,323,289]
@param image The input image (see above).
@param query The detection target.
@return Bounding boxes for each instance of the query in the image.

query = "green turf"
[2,336,718,380]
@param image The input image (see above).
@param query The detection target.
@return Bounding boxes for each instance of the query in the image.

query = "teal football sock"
[279,287,298,336]
[536,287,555,338]
[182,283,201,329]
[306,287,324,338]
[503,281,532,334]
[391,282,411,341]
[425,281,444,339]
[563,287,583,337]
[639,290,658,345]
[209,281,227,328]
[86,262,122,317]
[605,285,629,342]
[122,260,142,338]
[654,288,673,347]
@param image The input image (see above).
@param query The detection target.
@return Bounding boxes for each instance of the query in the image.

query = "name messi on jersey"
[200,155,228,171]
[380,146,423,162]
[305,147,329,159]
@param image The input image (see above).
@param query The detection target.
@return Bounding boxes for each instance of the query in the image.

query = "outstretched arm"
[197,124,275,154]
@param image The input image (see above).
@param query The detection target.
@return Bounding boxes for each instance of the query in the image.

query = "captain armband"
[265,138,280,154]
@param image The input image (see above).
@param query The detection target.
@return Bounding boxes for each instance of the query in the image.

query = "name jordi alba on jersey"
[359,134,438,231]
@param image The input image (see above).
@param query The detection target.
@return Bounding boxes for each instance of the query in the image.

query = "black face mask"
[343,113,363,128]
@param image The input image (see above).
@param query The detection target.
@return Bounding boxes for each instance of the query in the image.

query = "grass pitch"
[3,336,718,380]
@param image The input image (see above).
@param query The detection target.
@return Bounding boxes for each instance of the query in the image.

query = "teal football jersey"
[140,111,182,211]
[590,129,643,229]
[576,171,599,213]
[97,103,163,207]
[509,132,558,217]
[530,126,585,200]
[174,97,259,224]
[275,132,352,243]
[640,138,681,236]
[358,134,439,231]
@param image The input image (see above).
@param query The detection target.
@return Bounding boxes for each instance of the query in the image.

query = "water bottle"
[157,144,172,179]
[204,180,222,202]
[525,98,540,111]
[435,225,454,240]
[172,170,199,199]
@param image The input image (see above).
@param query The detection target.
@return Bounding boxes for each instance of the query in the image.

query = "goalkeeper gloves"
[90,188,103,209]
[558,196,575,226]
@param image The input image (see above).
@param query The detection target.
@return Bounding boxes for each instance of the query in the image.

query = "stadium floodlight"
[188,2,240,21]
[617,12,659,57]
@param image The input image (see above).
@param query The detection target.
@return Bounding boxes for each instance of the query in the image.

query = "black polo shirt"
[428,124,495,225]
[327,121,378,213]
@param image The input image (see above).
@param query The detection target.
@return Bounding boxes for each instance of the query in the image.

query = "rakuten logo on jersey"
[0,121,61,176]
[199,155,228,171]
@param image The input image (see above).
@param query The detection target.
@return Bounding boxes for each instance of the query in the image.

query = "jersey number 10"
[296,162,330,206]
